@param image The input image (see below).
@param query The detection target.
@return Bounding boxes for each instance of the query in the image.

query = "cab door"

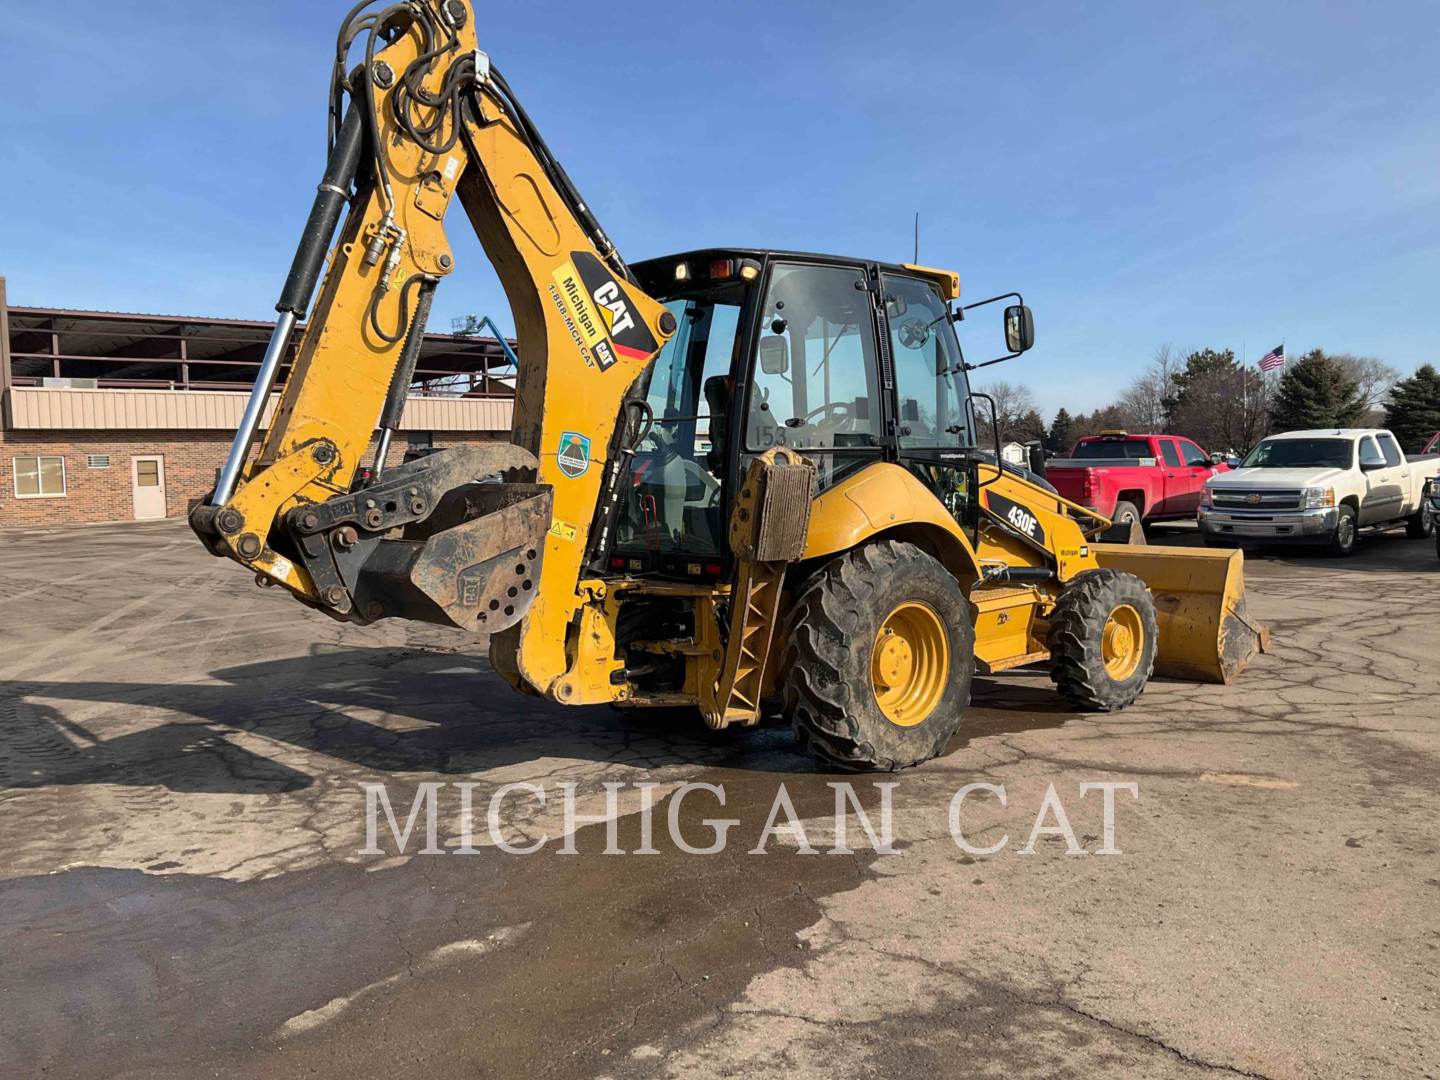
[742,260,887,491]
[1358,436,1401,523]
[1156,438,1186,517]
[1171,438,1217,516]
[1376,433,1413,514]
[879,271,975,523]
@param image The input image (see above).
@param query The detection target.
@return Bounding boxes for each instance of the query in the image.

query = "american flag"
[1258,344,1285,373]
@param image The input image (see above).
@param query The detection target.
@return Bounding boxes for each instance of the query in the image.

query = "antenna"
[913,212,920,263]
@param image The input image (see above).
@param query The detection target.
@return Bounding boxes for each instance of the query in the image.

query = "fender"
[802,463,984,586]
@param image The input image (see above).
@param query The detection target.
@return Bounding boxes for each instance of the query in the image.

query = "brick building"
[0,277,516,528]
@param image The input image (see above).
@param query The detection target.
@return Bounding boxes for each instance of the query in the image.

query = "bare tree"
[974,380,1038,444]
[1117,344,1182,432]
[1331,353,1399,422]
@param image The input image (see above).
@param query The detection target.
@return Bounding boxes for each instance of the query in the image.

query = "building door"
[131,455,167,520]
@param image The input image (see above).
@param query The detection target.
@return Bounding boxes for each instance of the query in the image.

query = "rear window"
[1071,440,1154,461]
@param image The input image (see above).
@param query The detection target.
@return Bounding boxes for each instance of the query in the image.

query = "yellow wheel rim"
[1101,603,1144,682]
[871,601,949,727]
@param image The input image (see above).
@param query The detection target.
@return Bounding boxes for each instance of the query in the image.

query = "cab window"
[745,263,883,487]
[880,273,971,449]
[614,286,742,556]
[1359,437,1384,468]
[1179,440,1211,467]
[1160,440,1182,467]
[1376,433,1403,467]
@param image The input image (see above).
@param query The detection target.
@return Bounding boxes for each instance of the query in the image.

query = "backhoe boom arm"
[192,0,674,696]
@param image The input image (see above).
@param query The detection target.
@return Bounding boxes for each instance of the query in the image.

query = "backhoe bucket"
[265,443,554,633]
[1091,544,1270,684]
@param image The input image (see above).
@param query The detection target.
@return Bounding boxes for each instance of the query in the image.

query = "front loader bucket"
[1091,544,1271,684]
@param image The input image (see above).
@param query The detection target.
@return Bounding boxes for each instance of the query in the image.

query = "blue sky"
[2,0,1437,417]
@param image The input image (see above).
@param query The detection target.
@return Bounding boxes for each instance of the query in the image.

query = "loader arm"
[191,0,675,696]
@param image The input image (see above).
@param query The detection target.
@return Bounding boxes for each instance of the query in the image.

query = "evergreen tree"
[1269,350,1366,431]
[1049,408,1075,453]
[1016,408,1047,442]
[1382,364,1440,451]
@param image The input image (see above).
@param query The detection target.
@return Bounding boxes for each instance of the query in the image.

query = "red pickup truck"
[1047,431,1228,528]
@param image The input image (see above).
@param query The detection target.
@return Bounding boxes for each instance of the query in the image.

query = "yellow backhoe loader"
[191,0,1269,769]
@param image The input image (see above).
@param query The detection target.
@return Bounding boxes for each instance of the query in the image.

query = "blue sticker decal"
[557,431,591,478]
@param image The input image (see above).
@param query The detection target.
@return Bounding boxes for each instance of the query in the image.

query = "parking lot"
[2,518,1438,1079]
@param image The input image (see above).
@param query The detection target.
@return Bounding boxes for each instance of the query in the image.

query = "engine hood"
[1208,466,1346,489]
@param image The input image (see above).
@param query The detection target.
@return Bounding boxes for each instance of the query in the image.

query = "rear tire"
[1047,569,1158,711]
[1327,505,1358,557]
[1405,507,1434,539]
[783,540,974,771]
[1111,500,1141,528]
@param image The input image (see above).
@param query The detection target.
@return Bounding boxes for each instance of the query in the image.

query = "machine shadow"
[0,646,807,796]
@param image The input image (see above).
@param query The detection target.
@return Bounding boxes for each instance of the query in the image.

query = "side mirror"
[1360,459,1385,472]
[1004,304,1035,354]
[758,334,789,375]
[1210,451,1224,464]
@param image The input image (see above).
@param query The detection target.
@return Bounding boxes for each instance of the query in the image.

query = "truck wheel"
[1047,569,1158,711]
[1111,500,1141,528]
[783,540,974,771]
[1405,508,1434,539]
[1327,505,1358,557]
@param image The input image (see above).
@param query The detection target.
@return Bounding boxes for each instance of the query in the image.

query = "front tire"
[783,540,974,771]
[1047,569,1158,711]
[1327,505,1358,557]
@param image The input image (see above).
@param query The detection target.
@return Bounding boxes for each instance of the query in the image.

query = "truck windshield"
[1241,438,1353,469]
[1071,440,1154,460]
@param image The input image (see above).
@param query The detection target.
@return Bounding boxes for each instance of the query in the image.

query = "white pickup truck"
[1198,428,1440,556]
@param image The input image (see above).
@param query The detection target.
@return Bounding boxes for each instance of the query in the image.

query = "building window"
[14,455,67,498]
[136,458,161,487]
[86,454,112,469]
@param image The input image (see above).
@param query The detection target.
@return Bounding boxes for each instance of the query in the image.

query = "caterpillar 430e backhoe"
[191,0,1269,769]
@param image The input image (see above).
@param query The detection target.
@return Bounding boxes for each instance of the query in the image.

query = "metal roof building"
[0,277,517,527]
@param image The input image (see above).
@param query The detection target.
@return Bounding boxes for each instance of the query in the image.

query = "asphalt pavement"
[1,518,1437,1078]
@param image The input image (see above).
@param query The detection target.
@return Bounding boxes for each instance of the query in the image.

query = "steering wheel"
[646,421,683,465]
[789,400,854,429]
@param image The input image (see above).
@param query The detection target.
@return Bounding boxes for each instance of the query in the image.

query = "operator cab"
[611,249,1019,580]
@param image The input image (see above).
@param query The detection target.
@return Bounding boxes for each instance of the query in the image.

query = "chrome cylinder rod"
[210,310,297,505]
[372,427,395,477]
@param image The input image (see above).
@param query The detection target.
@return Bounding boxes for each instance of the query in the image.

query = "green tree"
[1049,407,1075,453]
[1269,350,1366,432]
[1015,408,1047,443]
[1383,363,1440,451]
